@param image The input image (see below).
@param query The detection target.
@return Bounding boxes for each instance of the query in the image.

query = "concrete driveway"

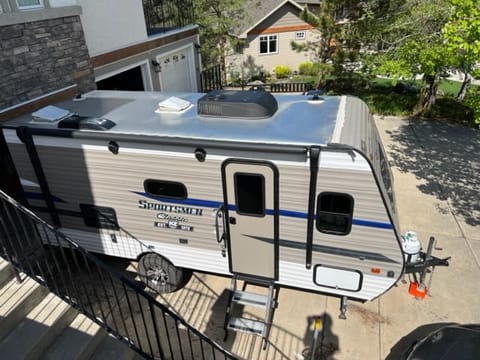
[156,116,480,360]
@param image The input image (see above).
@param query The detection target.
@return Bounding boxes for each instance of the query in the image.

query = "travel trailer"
[1,90,444,346]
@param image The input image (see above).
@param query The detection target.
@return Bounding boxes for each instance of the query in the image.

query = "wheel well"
[136,251,174,266]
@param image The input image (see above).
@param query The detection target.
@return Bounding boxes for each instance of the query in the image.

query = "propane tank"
[402,230,421,263]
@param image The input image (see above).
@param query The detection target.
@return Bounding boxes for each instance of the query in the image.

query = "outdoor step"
[44,313,106,360]
[0,257,14,288]
[227,317,266,336]
[0,275,48,341]
[89,334,138,360]
[232,290,269,308]
[0,292,78,359]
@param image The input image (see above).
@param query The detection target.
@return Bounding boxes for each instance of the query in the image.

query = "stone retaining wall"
[0,15,95,109]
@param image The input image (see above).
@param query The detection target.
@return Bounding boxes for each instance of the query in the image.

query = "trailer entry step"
[227,317,266,336]
[232,290,269,308]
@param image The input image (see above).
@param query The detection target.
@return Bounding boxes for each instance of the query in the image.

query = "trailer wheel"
[137,253,192,293]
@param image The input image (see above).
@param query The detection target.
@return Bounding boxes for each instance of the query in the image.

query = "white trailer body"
[1,90,404,302]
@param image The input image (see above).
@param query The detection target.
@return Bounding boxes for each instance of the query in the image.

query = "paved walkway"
[152,116,480,359]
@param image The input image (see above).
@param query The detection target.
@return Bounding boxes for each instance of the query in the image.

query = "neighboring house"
[0,0,200,122]
[225,0,321,81]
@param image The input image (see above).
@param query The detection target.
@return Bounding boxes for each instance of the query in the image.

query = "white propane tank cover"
[403,230,421,263]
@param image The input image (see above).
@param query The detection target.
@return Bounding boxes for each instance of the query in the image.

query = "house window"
[295,31,306,40]
[259,35,278,55]
[316,192,354,235]
[234,173,265,216]
[16,0,43,9]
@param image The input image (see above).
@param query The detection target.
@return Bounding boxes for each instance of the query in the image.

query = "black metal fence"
[232,82,314,93]
[0,190,237,360]
[270,82,314,93]
[199,64,314,94]
[143,0,195,36]
[200,64,225,93]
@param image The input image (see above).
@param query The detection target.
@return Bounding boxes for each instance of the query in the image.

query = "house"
[0,0,201,122]
[225,0,321,82]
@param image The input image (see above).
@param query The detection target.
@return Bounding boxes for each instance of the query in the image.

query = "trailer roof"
[4,91,365,147]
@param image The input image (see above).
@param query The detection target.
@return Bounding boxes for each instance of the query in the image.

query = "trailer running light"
[371,267,381,274]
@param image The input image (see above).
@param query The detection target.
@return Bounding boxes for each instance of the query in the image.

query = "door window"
[234,173,265,216]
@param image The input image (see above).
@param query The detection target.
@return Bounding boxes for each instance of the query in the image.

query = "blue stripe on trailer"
[352,219,393,229]
[24,191,65,203]
[135,191,393,229]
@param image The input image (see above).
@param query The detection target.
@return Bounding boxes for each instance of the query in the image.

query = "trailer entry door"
[222,160,279,280]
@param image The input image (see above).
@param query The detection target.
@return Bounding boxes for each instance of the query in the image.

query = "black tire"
[137,253,192,293]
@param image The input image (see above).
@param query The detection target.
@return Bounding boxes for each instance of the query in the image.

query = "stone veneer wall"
[0,15,95,109]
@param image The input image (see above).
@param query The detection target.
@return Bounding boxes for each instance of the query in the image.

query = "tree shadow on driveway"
[386,120,479,227]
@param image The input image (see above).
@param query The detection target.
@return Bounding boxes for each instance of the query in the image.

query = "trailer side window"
[378,144,395,206]
[234,173,265,216]
[316,192,353,235]
[144,179,187,199]
[80,204,119,230]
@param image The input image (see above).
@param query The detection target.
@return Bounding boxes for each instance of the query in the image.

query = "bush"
[463,86,480,126]
[311,62,334,77]
[228,71,241,85]
[298,62,313,75]
[274,65,290,79]
[420,97,475,127]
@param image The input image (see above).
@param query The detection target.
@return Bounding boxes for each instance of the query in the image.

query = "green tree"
[355,0,453,110]
[442,0,480,100]
[291,0,360,88]
[193,0,245,69]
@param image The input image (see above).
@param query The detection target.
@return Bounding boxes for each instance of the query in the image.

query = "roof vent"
[198,90,278,119]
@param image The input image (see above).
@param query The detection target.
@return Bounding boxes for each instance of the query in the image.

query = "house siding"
[251,2,308,32]
[226,1,320,80]
[245,29,319,75]
[0,15,95,110]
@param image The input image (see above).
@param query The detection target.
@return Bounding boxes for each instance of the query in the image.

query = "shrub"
[228,71,241,85]
[274,65,290,79]
[464,86,480,126]
[311,62,334,77]
[298,62,313,75]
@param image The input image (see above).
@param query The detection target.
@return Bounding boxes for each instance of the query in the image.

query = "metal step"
[227,317,266,336]
[232,289,269,308]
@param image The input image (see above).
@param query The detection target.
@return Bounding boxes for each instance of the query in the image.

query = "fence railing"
[200,64,225,93]
[270,82,314,93]
[0,189,237,360]
[227,82,314,93]
[142,0,195,36]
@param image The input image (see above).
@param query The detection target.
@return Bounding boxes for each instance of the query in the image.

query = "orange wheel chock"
[409,281,427,299]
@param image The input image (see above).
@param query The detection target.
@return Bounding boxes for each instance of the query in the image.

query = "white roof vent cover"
[156,97,192,113]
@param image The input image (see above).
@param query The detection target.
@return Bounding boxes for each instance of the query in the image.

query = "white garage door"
[157,46,196,92]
